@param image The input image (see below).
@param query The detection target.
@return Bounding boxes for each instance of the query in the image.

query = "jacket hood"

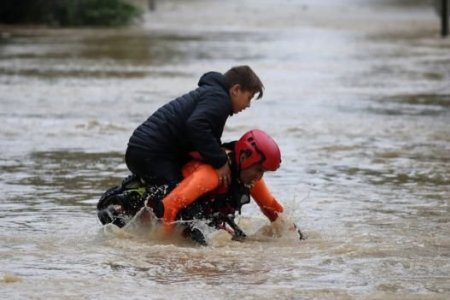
[198,71,229,92]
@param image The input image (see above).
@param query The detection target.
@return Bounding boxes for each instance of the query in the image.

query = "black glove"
[231,228,247,242]
[225,215,247,242]
[293,223,306,240]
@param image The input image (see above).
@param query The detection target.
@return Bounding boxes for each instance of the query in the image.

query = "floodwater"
[1,0,449,299]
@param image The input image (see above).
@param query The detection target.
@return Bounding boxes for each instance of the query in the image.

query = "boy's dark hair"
[224,65,264,99]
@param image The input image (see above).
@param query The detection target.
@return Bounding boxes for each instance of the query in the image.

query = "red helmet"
[234,129,281,171]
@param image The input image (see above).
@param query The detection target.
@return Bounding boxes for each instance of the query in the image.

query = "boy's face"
[230,84,255,114]
[239,162,265,187]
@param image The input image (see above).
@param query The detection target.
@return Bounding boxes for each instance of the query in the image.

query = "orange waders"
[162,161,219,232]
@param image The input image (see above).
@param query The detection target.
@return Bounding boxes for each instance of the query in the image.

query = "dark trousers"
[125,146,184,190]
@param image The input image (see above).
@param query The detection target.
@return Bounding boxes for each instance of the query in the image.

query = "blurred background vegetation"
[0,0,142,27]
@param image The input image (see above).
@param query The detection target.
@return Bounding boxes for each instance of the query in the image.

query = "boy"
[125,65,264,191]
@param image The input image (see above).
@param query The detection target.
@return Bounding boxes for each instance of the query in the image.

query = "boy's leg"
[125,146,183,190]
[126,146,188,218]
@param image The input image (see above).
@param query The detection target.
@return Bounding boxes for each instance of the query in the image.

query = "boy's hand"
[216,162,231,187]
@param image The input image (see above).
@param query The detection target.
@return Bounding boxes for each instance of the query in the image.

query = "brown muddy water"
[1,0,449,299]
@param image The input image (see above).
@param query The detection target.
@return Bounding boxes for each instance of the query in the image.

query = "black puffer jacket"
[128,72,232,168]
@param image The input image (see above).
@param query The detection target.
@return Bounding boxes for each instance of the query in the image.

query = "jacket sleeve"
[185,89,230,168]
[250,179,284,222]
[162,162,219,233]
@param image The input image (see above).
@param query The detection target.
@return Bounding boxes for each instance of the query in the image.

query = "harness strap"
[250,179,283,222]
